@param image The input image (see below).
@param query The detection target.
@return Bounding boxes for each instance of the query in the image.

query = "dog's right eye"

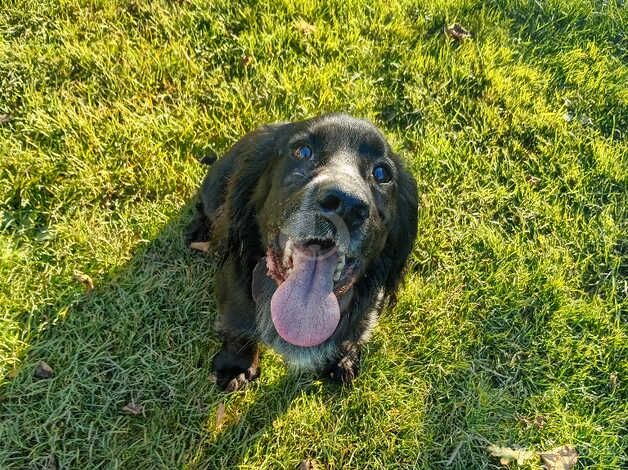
[293,145,313,161]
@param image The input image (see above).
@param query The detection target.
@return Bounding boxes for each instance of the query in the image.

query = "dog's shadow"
[1,202,333,468]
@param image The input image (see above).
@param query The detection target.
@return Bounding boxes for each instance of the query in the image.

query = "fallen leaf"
[240,55,253,67]
[609,372,618,389]
[297,459,318,470]
[294,19,316,36]
[488,444,536,466]
[121,402,144,416]
[190,241,210,253]
[0,114,11,124]
[527,175,541,186]
[215,402,226,428]
[540,445,578,470]
[34,361,54,379]
[445,23,472,41]
[73,270,94,292]
[520,414,546,429]
[45,454,58,470]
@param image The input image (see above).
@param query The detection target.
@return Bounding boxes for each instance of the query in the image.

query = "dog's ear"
[213,124,285,266]
[382,160,418,298]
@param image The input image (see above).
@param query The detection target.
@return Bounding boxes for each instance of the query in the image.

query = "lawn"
[0,0,626,468]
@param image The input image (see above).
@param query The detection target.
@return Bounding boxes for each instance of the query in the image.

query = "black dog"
[187,113,418,392]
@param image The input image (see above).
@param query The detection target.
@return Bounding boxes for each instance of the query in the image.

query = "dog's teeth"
[333,254,346,282]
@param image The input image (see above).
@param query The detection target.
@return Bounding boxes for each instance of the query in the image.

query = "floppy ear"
[212,124,284,269]
[382,161,418,297]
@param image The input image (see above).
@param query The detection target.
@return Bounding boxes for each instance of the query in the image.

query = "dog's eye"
[293,145,313,161]
[372,164,392,183]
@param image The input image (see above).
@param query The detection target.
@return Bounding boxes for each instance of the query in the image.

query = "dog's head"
[221,114,418,349]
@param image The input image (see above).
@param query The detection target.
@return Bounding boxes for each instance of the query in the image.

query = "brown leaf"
[540,445,578,470]
[34,361,54,379]
[445,23,472,41]
[609,372,618,389]
[0,114,11,124]
[520,414,546,429]
[488,444,536,466]
[527,175,541,186]
[294,19,316,36]
[240,55,254,67]
[73,270,94,292]
[297,459,318,470]
[215,402,227,428]
[121,402,144,416]
[190,241,210,253]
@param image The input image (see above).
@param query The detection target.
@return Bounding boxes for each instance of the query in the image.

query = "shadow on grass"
[0,201,321,468]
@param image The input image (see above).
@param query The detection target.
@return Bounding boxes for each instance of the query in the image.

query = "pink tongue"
[270,246,340,347]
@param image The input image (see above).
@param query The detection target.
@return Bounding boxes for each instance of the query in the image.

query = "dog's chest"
[251,259,339,370]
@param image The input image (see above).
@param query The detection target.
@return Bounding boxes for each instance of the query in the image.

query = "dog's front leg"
[323,341,361,385]
[213,334,260,392]
[213,257,261,392]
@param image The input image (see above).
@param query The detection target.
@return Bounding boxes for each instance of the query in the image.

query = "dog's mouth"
[262,236,357,348]
[268,238,355,289]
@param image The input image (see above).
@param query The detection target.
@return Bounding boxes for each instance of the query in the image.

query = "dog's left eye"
[293,145,313,161]
[372,164,392,183]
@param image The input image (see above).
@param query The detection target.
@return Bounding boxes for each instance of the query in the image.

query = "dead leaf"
[0,114,11,124]
[215,402,226,428]
[520,414,546,429]
[34,361,54,379]
[527,175,541,186]
[294,19,316,36]
[297,459,318,470]
[240,55,253,67]
[121,402,144,416]
[73,270,94,292]
[445,23,472,41]
[609,372,618,389]
[190,241,210,253]
[488,444,536,466]
[540,445,578,470]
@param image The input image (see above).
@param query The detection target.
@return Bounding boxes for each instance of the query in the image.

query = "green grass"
[1,0,626,468]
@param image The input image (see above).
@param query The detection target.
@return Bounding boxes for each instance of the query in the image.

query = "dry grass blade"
[215,402,227,428]
[73,270,94,292]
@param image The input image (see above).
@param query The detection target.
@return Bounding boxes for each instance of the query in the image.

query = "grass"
[0,0,626,468]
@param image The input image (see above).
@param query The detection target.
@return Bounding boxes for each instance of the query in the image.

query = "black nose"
[317,187,370,230]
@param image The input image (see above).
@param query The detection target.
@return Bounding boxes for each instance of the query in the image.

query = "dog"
[187,113,418,392]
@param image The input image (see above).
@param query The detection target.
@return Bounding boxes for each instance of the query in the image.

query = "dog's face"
[249,114,416,349]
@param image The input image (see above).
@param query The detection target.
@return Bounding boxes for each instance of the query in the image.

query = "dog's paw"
[324,355,359,385]
[213,351,260,393]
